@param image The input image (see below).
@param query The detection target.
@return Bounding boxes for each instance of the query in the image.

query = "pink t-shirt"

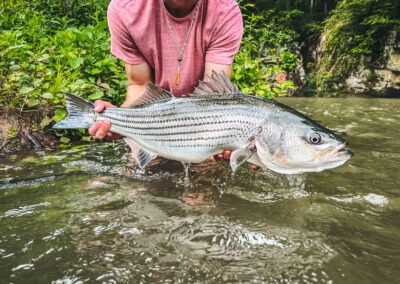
[107,0,243,96]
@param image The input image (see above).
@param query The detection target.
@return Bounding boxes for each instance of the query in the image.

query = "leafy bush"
[232,3,300,97]
[0,0,127,130]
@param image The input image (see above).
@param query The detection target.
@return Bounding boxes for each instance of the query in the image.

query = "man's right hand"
[89,63,151,140]
[88,100,122,140]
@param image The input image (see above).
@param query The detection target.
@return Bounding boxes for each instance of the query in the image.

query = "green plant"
[0,0,127,142]
[315,0,400,89]
[232,5,300,97]
[7,126,18,138]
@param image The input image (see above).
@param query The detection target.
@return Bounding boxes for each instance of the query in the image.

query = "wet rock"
[81,176,112,190]
[344,30,400,96]
[373,69,400,95]
[344,68,372,94]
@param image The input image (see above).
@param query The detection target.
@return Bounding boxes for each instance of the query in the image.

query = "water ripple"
[4,202,50,218]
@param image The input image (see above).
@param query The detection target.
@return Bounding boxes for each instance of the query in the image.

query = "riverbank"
[0,111,58,153]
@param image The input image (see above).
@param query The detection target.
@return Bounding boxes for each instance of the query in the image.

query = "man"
[89,0,258,169]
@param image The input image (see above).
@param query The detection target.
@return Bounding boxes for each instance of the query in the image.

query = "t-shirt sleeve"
[107,2,146,65]
[205,1,243,65]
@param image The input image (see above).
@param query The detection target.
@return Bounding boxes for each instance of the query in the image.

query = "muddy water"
[0,97,399,283]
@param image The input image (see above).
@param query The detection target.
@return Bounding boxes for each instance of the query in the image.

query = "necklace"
[162,0,201,86]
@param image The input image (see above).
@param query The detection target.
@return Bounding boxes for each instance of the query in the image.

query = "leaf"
[20,86,34,94]
[10,64,20,71]
[241,87,252,94]
[99,83,110,90]
[52,109,67,122]
[88,90,104,100]
[90,68,101,75]
[41,92,54,99]
[70,57,84,69]
[60,137,70,143]
[40,116,52,128]
[256,90,266,96]
[259,84,271,91]
[26,98,39,107]
[33,79,43,87]
[37,54,49,62]
[235,73,243,80]
[69,79,87,91]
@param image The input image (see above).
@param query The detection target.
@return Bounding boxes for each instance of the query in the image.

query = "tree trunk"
[286,0,291,10]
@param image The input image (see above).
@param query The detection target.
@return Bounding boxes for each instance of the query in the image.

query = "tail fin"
[53,92,95,129]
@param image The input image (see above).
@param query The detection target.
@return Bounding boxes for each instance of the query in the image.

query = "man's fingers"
[88,121,102,136]
[95,120,111,139]
[214,153,223,161]
[94,100,105,112]
[223,150,232,161]
[89,120,121,140]
[107,132,123,140]
[90,101,119,140]
[212,150,260,171]
[94,100,115,113]
[249,164,260,171]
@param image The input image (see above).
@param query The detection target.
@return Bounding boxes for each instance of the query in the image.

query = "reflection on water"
[1,98,400,283]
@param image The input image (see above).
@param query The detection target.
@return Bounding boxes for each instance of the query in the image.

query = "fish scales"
[97,98,263,161]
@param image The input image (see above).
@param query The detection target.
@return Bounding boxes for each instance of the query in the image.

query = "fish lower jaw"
[261,158,350,175]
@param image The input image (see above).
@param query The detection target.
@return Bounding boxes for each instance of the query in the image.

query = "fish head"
[256,110,353,174]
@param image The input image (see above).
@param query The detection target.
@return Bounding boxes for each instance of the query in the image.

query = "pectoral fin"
[124,138,157,169]
[230,144,255,172]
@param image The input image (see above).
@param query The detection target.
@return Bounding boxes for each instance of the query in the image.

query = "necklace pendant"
[172,70,180,86]
[178,55,182,63]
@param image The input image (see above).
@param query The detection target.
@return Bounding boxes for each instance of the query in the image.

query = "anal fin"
[124,138,157,169]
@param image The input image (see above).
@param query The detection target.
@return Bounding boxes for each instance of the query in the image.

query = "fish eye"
[308,132,322,144]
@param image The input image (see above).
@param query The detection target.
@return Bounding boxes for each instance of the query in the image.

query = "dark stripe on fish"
[109,119,253,131]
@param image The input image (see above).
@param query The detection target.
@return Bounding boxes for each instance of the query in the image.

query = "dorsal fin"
[192,70,242,96]
[127,83,173,108]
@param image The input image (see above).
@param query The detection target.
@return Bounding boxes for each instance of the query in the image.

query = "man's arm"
[204,62,231,79]
[88,62,152,139]
[121,62,152,107]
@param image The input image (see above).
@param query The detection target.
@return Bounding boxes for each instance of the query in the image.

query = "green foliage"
[7,126,18,138]
[232,4,300,97]
[0,0,127,132]
[316,0,400,89]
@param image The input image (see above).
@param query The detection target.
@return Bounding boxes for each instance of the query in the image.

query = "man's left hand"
[214,150,260,170]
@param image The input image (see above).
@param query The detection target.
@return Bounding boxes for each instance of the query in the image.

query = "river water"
[0,97,399,283]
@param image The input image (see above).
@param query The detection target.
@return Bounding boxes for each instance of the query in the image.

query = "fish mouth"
[317,143,353,164]
[334,143,354,158]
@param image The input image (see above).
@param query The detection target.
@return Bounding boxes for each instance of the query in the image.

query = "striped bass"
[54,71,353,174]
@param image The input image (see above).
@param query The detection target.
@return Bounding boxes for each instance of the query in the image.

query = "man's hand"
[88,100,122,140]
[214,150,260,170]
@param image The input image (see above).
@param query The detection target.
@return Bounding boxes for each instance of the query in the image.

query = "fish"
[53,71,353,174]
